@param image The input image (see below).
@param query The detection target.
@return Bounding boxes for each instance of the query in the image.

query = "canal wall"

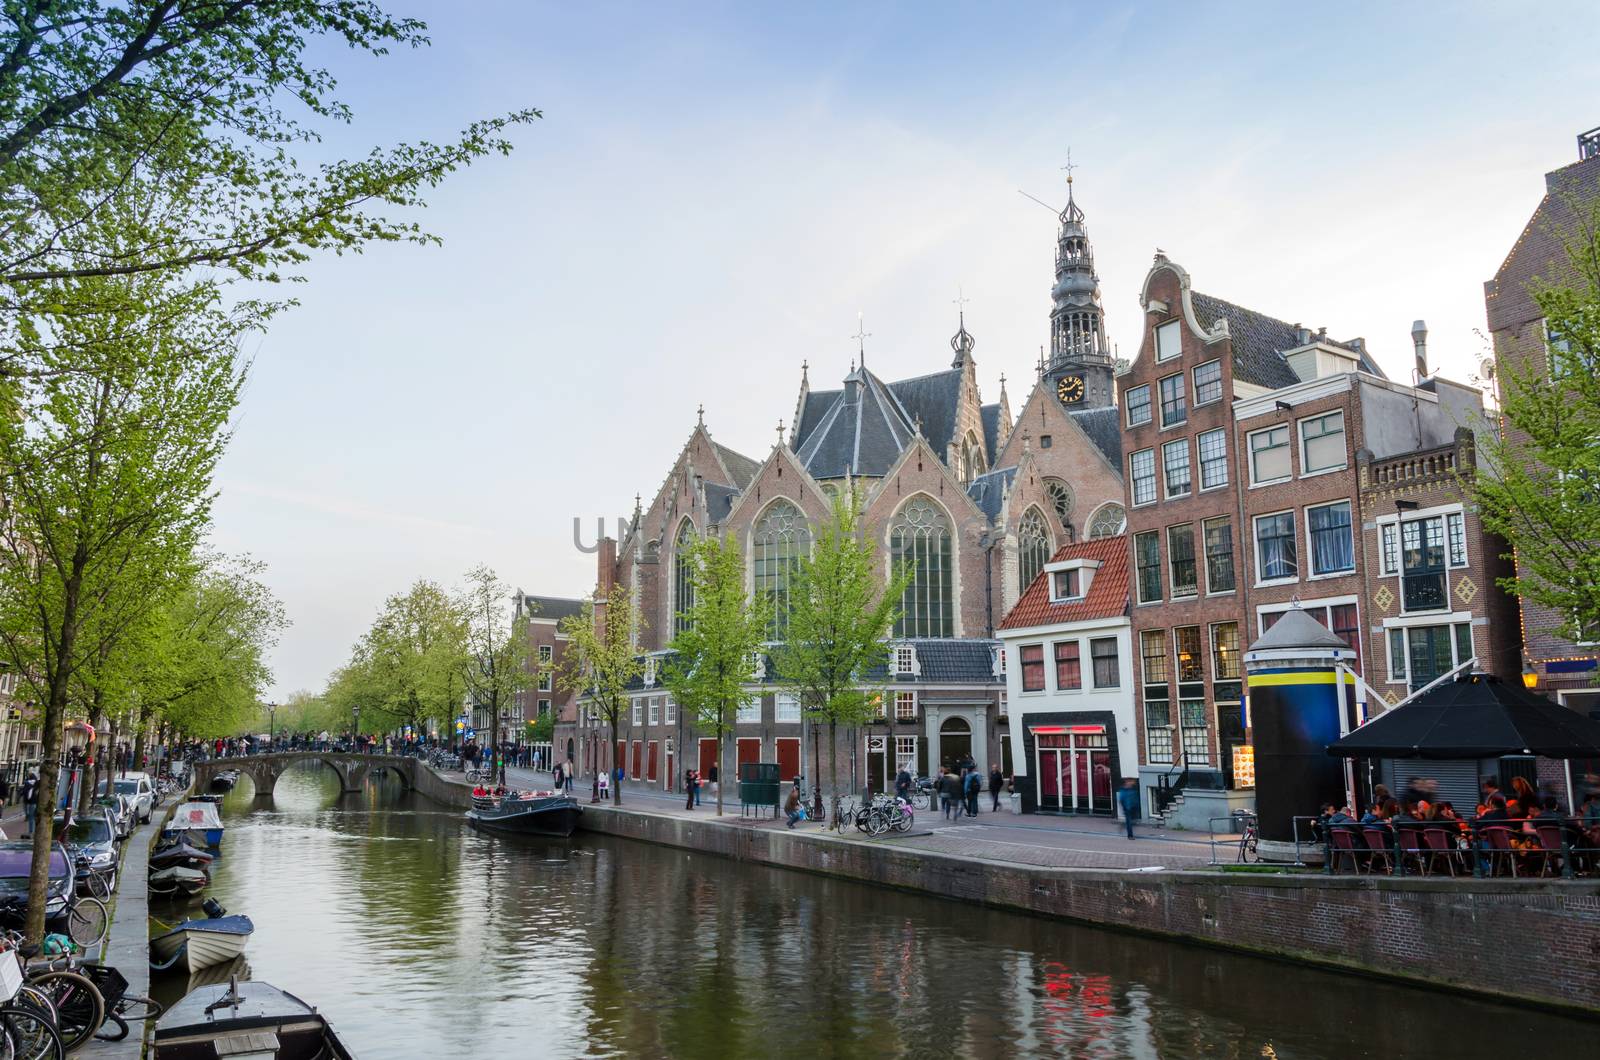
[577,803,1600,1017]
[411,762,473,808]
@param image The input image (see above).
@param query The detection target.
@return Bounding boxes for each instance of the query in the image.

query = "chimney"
[597,536,617,595]
[1411,320,1428,380]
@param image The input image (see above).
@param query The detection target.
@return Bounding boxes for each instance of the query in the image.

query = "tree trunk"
[715,719,725,818]
[609,716,620,806]
[827,716,838,824]
[26,622,78,942]
[132,703,149,775]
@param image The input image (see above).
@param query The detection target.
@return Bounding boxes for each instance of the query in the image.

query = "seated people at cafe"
[1479,793,1510,822]
[1511,776,1539,815]
[1535,795,1564,821]
[1392,802,1423,826]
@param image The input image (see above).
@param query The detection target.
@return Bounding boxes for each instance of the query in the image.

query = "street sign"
[465,728,476,740]
[454,720,465,733]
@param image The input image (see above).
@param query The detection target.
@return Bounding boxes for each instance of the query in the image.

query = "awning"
[1326,674,1600,759]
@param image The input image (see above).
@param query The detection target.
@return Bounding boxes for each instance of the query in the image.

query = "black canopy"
[1326,674,1600,759]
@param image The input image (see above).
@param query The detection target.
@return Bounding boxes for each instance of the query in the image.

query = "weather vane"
[851,312,871,365]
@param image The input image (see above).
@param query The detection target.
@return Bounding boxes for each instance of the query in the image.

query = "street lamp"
[1521,663,1539,690]
[352,706,361,753]
[61,720,94,825]
[267,702,277,750]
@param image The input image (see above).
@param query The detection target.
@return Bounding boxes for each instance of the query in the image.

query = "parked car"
[92,793,134,840]
[56,808,118,893]
[103,772,155,823]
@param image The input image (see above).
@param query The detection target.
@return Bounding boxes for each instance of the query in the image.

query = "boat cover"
[166,802,223,832]
[154,914,254,943]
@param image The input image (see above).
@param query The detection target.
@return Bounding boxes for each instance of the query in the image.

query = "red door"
[647,741,659,782]
[737,738,761,779]
[615,740,625,777]
[698,738,718,777]
[775,737,800,784]
[631,740,642,780]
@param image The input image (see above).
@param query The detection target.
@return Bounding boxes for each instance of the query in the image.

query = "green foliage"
[1473,194,1600,644]
[526,712,554,744]
[773,490,906,803]
[459,564,529,740]
[557,584,642,804]
[665,533,770,815]
[332,579,466,734]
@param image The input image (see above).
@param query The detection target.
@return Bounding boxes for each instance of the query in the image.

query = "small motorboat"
[151,903,253,974]
[153,978,356,1059]
[190,792,226,806]
[465,790,582,838]
[163,801,224,848]
[148,866,209,897]
[150,838,214,872]
[207,770,238,794]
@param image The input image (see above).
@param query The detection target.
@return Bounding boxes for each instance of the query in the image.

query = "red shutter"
[698,738,717,777]
[647,741,659,781]
[775,737,800,782]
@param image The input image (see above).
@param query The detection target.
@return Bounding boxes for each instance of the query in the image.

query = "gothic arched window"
[1044,478,1075,532]
[1087,503,1127,539]
[673,520,697,635]
[1017,507,1052,593]
[753,501,810,640]
[960,432,987,484]
[891,497,953,639]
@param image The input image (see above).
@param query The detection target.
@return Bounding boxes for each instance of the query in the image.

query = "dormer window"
[643,657,658,687]
[894,644,916,676]
[1052,569,1081,601]
[1047,559,1097,602]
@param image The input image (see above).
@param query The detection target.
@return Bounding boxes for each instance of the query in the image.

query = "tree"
[665,534,770,816]
[526,712,554,746]
[0,1,538,295]
[774,490,906,819]
[0,267,244,943]
[557,584,642,806]
[458,564,529,752]
[342,579,465,737]
[1473,194,1600,645]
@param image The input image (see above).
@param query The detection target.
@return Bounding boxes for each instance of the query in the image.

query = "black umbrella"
[1326,673,1600,759]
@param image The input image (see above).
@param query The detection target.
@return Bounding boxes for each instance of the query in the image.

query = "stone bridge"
[191,753,419,798]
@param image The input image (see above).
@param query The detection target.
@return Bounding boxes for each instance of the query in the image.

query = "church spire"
[1048,155,1110,372]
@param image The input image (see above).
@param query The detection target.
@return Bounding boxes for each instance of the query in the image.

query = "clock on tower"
[1056,375,1085,405]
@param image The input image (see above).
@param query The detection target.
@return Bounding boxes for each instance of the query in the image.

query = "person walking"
[20,771,38,839]
[939,768,960,821]
[708,763,719,800]
[1117,778,1140,840]
[989,763,1005,812]
[964,768,981,817]
[684,768,697,811]
[564,757,576,795]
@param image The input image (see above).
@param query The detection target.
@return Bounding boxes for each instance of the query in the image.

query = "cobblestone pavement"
[500,765,1224,871]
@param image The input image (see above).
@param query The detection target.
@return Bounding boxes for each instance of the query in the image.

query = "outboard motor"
[201,898,227,919]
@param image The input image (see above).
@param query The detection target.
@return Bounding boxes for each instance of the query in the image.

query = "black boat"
[465,791,582,837]
[207,771,238,794]
[154,978,356,1059]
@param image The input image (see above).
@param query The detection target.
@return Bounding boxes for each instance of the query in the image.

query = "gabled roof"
[794,388,839,449]
[704,483,740,525]
[888,368,964,457]
[713,443,761,489]
[980,403,1004,463]
[999,535,1129,630]
[794,368,918,478]
[1068,406,1122,466]
[1190,292,1384,389]
[966,466,1016,521]
[517,595,586,622]
[904,639,1002,683]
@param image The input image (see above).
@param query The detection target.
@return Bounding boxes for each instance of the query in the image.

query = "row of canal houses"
[528,134,1600,827]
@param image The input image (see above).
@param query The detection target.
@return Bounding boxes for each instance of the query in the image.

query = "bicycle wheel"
[27,971,101,1054]
[12,987,55,1029]
[891,808,914,833]
[66,897,108,948]
[866,810,890,837]
[1,1005,62,1060]
[1239,833,1260,864]
[88,871,112,903]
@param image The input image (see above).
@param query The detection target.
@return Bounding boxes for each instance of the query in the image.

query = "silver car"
[108,774,154,824]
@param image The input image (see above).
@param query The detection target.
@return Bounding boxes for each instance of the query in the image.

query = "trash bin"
[1008,792,1022,815]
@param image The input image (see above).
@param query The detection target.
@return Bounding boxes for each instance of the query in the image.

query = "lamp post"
[61,720,93,829]
[267,702,277,751]
[1521,663,1539,690]
[352,706,361,754]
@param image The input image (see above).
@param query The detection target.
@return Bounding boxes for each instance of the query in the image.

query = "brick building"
[509,591,584,769]
[1485,128,1600,717]
[1120,254,1509,827]
[574,177,1133,794]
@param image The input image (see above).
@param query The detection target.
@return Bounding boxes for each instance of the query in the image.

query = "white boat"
[162,801,224,848]
[148,865,208,897]
[150,914,253,974]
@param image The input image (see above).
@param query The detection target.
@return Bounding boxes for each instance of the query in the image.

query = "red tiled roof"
[999,535,1129,630]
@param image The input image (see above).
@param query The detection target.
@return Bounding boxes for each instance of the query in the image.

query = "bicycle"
[1237,816,1260,863]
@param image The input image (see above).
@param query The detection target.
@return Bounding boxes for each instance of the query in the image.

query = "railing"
[1365,443,1458,489]
[1322,817,1600,879]
[1401,570,1448,612]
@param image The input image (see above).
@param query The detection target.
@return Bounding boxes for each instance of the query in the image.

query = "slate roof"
[1069,406,1122,466]
[1190,292,1385,390]
[905,638,1002,683]
[966,466,1016,521]
[887,368,963,458]
[705,483,740,524]
[713,443,761,489]
[794,369,918,479]
[980,403,1004,463]
[794,388,840,448]
[999,536,1129,630]
[518,594,586,621]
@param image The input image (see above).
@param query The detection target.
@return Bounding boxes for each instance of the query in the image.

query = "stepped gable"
[1190,292,1386,389]
[966,466,1016,521]
[1068,405,1122,466]
[1000,535,1129,629]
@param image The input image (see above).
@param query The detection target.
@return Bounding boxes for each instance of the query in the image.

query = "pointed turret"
[1045,167,1114,409]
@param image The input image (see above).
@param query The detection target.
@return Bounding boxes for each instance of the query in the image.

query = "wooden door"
[775,737,800,784]
[647,741,659,782]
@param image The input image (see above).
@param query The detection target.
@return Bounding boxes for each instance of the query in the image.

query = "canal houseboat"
[465,790,582,837]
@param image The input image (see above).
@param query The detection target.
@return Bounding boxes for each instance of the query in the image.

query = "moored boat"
[151,913,253,973]
[207,770,239,794]
[148,865,209,897]
[150,838,214,872]
[163,801,224,848]
[153,978,356,1059]
[465,790,582,837]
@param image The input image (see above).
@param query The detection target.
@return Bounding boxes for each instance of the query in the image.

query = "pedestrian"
[894,764,912,805]
[693,768,703,807]
[938,768,960,821]
[564,757,576,795]
[553,761,564,791]
[20,771,37,839]
[708,763,718,799]
[598,770,610,800]
[685,768,696,811]
[785,778,804,828]
[989,763,1005,812]
[964,768,980,817]
[1117,778,1140,840]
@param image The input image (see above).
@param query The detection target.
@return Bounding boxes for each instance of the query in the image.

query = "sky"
[213,1,1600,700]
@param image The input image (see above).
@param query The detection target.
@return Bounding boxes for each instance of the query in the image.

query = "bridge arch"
[192,753,417,799]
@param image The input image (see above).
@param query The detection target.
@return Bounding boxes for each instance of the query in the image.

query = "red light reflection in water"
[1039,960,1117,1050]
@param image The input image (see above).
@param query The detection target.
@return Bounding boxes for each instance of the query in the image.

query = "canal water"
[152,762,1595,1058]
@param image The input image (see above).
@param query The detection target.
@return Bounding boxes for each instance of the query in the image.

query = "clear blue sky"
[215,1,1600,699]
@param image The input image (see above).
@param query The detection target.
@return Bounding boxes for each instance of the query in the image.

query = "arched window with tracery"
[753,500,810,640]
[1017,507,1052,593]
[1044,478,1075,532]
[673,520,697,635]
[960,432,987,484]
[891,497,953,638]
[1087,503,1127,539]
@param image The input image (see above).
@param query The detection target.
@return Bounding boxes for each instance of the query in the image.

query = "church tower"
[1043,169,1114,410]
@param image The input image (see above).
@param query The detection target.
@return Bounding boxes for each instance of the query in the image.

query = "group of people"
[681,765,718,809]
[921,758,1006,821]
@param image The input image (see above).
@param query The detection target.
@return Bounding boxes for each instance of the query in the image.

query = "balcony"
[1402,571,1448,613]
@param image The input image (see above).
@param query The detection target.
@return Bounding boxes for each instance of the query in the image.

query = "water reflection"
[162,763,1596,1058]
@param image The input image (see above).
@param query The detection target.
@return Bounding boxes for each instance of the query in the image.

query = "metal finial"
[952,285,971,325]
[851,313,871,367]
[776,420,785,447]
[1061,147,1077,185]
[696,404,704,427]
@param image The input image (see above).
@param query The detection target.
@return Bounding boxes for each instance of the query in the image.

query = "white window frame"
[631,699,642,726]
[647,697,660,725]
[736,696,761,724]
[1298,411,1348,476]
[775,692,801,723]
[895,690,916,721]
[1126,384,1152,427]
[894,644,915,675]
[1158,373,1187,428]
[1197,428,1228,490]
[538,644,553,664]
[1253,509,1299,586]
[1156,319,1182,362]
[1130,448,1157,507]
[1305,499,1355,578]
[537,671,552,692]
[538,699,551,716]
[1162,438,1191,499]
[1248,424,1293,485]
[1050,567,1083,602]
[1192,359,1223,407]
[664,696,676,723]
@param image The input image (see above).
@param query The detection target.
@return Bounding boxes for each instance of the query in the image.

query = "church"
[566,176,1130,795]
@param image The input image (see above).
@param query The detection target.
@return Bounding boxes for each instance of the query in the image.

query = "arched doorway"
[939,716,972,771]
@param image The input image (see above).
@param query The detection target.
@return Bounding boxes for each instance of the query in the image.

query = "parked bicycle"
[1238,815,1260,863]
